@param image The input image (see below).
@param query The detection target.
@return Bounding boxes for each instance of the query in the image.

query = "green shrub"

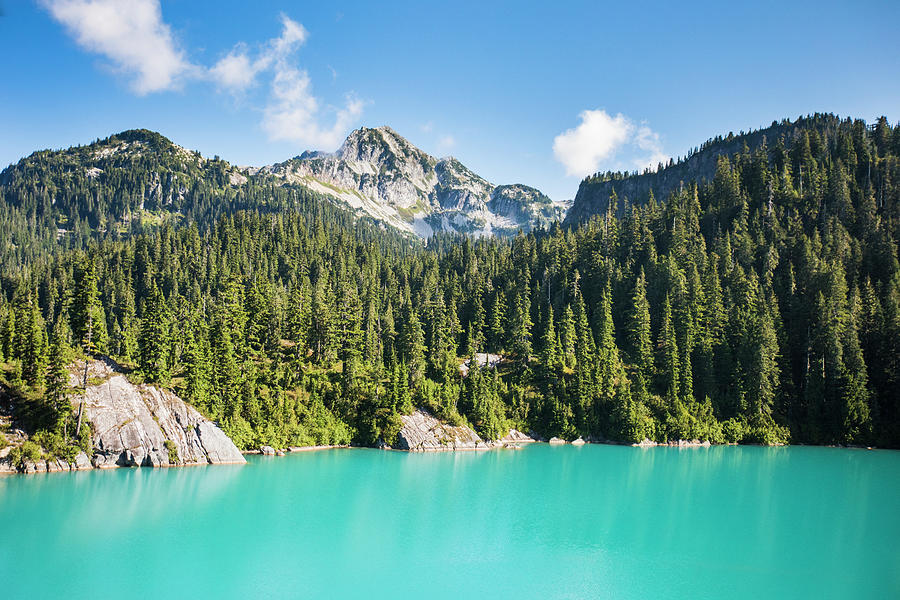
[77,421,93,455]
[744,420,791,445]
[164,440,179,464]
[722,418,744,444]
[32,430,79,463]
[9,440,43,468]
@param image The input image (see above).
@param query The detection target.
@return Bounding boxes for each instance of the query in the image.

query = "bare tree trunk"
[75,401,84,440]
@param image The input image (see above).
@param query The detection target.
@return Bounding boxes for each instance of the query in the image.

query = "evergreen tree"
[138,284,170,384]
[657,294,680,402]
[70,258,108,353]
[45,320,70,429]
[626,269,653,380]
[400,300,426,389]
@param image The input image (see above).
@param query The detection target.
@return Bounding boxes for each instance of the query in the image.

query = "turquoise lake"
[1,444,898,599]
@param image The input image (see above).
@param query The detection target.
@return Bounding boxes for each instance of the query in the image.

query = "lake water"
[1,444,897,599]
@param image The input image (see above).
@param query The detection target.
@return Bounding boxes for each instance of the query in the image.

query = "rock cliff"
[396,410,489,451]
[69,358,245,468]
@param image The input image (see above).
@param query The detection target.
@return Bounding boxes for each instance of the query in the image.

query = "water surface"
[1,444,897,598]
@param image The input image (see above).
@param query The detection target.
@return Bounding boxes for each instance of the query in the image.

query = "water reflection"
[1,445,897,599]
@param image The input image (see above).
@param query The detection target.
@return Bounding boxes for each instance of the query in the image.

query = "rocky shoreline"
[392,410,538,452]
[244,444,351,456]
[2,373,729,476]
[0,358,244,476]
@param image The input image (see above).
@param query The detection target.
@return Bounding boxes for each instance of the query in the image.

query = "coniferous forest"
[1,114,899,452]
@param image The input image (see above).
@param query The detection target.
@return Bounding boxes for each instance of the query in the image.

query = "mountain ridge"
[262,125,563,237]
[0,125,563,240]
[565,113,884,224]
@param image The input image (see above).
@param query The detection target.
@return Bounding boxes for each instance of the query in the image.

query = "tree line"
[1,115,898,452]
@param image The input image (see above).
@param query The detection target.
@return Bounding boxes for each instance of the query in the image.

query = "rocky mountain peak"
[266,126,564,238]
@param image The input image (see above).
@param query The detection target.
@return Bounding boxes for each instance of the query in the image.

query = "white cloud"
[262,62,363,148]
[209,14,306,93]
[258,16,362,148]
[553,109,668,178]
[209,46,259,91]
[45,4,364,149]
[42,0,191,94]
[420,121,434,134]
[437,135,456,153]
[553,110,632,177]
[634,124,668,170]
[210,14,361,149]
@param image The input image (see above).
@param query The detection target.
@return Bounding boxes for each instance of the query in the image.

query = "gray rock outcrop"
[396,410,487,451]
[500,429,537,444]
[70,358,244,468]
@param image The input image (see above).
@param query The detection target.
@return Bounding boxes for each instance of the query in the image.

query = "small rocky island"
[0,358,244,474]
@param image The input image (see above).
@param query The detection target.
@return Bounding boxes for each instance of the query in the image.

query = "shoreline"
[243,444,351,456]
[3,439,888,476]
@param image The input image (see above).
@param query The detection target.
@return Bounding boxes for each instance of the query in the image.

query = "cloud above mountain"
[553,109,668,178]
[41,0,193,94]
[41,1,363,148]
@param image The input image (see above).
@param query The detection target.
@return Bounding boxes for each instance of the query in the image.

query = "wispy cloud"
[262,68,364,148]
[437,134,456,153]
[553,109,668,178]
[41,0,193,94]
[256,15,363,148]
[208,44,261,92]
[43,3,364,149]
[634,124,667,170]
[208,14,309,94]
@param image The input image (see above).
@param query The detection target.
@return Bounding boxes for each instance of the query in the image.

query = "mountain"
[0,128,250,218]
[2,112,900,460]
[565,113,874,224]
[262,126,564,237]
[0,127,562,257]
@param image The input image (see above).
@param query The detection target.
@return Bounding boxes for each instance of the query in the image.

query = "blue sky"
[1,0,898,200]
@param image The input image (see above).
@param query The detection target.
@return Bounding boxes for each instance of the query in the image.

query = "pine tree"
[182,318,211,410]
[45,320,70,429]
[539,305,562,376]
[744,297,779,421]
[487,290,507,353]
[508,287,533,361]
[18,294,47,388]
[210,312,240,420]
[626,269,653,379]
[559,304,577,369]
[70,258,108,353]
[839,289,872,443]
[657,294,680,402]
[138,284,170,384]
[400,300,426,389]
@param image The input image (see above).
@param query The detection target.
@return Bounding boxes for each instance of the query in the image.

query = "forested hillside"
[1,114,898,455]
[566,114,900,225]
[0,129,405,275]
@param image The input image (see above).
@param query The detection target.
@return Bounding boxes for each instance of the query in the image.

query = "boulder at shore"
[69,358,245,468]
[500,429,537,444]
[396,410,487,451]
